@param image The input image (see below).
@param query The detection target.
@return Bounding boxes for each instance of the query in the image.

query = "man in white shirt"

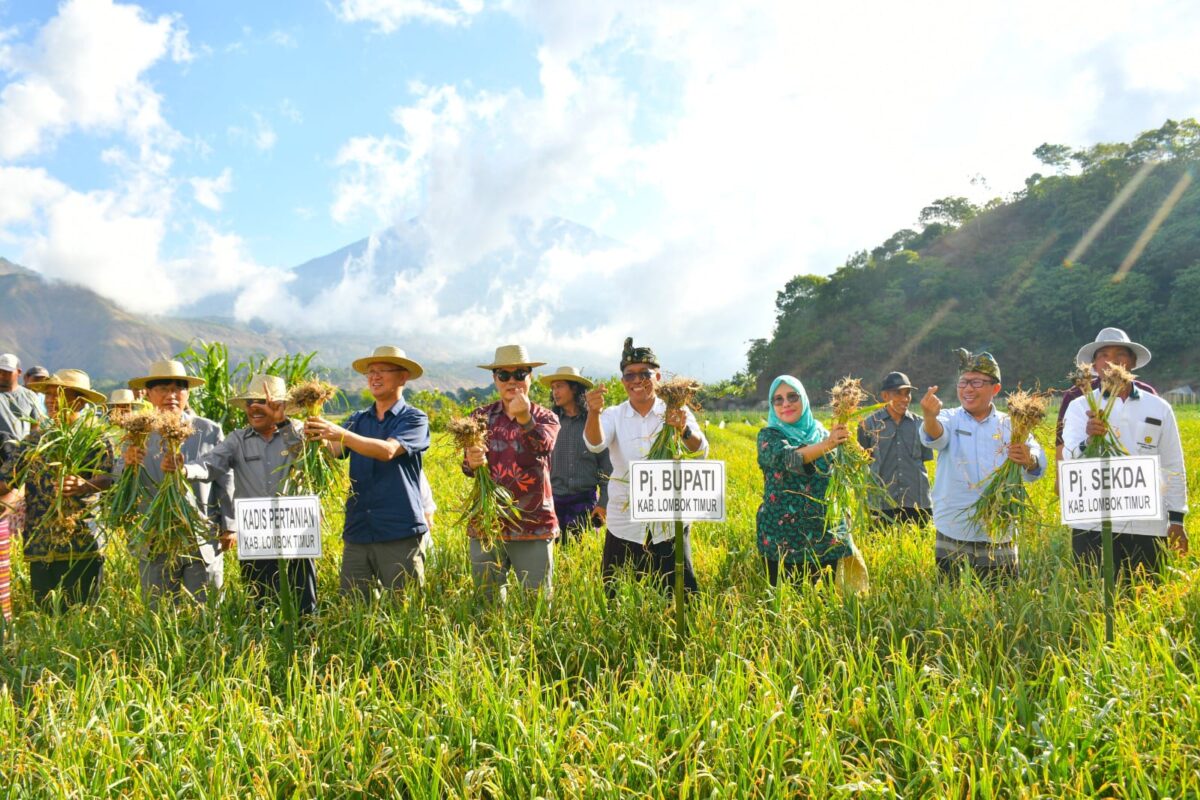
[1061,333,1188,575]
[584,338,707,599]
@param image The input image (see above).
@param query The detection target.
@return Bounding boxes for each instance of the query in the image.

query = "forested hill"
[747,119,1200,400]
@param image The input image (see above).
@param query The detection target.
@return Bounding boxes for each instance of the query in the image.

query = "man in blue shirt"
[919,350,1045,581]
[304,346,430,597]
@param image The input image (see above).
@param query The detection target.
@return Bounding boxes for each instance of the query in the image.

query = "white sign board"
[629,460,726,523]
[235,495,323,560]
[1059,455,1162,526]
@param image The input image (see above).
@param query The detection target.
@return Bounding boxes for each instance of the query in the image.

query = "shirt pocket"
[1133,417,1163,454]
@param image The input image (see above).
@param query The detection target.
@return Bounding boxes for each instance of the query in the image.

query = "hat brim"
[29,381,106,405]
[351,356,424,379]
[881,383,916,392]
[478,361,546,371]
[128,374,206,391]
[1075,341,1152,368]
[232,395,304,415]
[538,373,593,389]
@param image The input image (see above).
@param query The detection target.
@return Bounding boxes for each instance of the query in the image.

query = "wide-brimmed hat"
[128,359,206,391]
[232,374,286,404]
[351,345,424,379]
[538,366,593,389]
[880,371,916,393]
[1075,327,1151,368]
[28,369,106,405]
[107,389,136,406]
[478,344,545,371]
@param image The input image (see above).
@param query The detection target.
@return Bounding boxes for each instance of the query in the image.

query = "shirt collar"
[364,397,406,418]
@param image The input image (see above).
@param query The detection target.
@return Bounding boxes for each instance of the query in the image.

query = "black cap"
[880,371,915,392]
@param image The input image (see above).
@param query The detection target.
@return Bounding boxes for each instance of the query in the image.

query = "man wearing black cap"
[857,371,932,526]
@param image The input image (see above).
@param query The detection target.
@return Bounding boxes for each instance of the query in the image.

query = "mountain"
[0,257,481,392]
[749,119,1200,398]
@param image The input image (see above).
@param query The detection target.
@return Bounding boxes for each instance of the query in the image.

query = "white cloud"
[268,29,297,48]
[228,112,277,151]
[190,168,233,211]
[279,98,303,123]
[334,0,484,31]
[0,0,183,160]
[317,0,1200,377]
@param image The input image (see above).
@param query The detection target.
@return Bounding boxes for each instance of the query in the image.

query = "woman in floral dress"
[756,375,854,585]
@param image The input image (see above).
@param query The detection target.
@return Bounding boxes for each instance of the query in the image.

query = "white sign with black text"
[1058,455,1162,527]
[629,460,726,523]
[235,495,323,560]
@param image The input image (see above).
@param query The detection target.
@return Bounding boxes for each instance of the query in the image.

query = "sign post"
[1058,455,1162,643]
[629,460,726,640]
[234,495,323,560]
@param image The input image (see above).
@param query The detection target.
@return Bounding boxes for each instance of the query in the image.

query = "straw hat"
[477,344,545,370]
[537,366,593,389]
[128,359,206,391]
[232,374,286,404]
[350,345,424,379]
[107,389,136,406]
[1075,327,1152,368]
[28,369,106,405]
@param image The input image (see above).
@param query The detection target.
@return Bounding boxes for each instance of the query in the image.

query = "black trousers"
[601,529,698,599]
[1072,528,1163,579]
[873,507,932,526]
[242,558,317,616]
[30,557,102,608]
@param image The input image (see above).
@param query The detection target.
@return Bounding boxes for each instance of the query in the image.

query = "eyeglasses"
[493,369,531,382]
[366,368,403,377]
[771,392,801,406]
[957,378,996,389]
[621,369,654,383]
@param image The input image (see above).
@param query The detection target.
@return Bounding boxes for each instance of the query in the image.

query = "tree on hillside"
[918,196,979,228]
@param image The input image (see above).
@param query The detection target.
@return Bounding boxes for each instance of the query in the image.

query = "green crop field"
[1,411,1197,798]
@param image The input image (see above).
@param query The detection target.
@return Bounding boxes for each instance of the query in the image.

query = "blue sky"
[3,0,1200,377]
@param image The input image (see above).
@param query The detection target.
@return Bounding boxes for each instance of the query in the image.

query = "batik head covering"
[954,348,1001,383]
[620,337,660,370]
[766,375,827,446]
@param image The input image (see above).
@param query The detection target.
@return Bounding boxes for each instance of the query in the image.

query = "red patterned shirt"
[463,401,560,542]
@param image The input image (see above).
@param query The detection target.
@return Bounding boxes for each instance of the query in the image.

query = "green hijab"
[766,375,827,446]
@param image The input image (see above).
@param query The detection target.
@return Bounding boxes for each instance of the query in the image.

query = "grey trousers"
[340,534,429,597]
[139,541,224,609]
[469,537,554,601]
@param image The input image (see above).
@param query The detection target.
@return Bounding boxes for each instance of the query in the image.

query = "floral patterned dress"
[756,426,853,567]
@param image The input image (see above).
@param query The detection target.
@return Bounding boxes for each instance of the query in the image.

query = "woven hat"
[28,369,106,405]
[538,366,593,389]
[351,345,424,379]
[1075,327,1151,368]
[232,374,286,404]
[477,344,545,370]
[107,389,136,406]
[128,359,205,391]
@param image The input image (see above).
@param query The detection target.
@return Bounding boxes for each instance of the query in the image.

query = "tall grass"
[0,413,1197,797]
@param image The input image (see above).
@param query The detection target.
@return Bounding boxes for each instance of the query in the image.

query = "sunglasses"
[771,392,801,406]
[493,369,531,382]
[621,369,654,383]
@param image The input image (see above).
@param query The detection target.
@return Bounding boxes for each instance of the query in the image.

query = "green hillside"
[748,119,1200,398]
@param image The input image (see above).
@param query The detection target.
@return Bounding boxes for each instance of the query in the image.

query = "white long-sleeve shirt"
[1062,386,1188,536]
[585,398,707,544]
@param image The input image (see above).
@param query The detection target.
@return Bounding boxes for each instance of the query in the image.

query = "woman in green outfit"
[756,375,854,585]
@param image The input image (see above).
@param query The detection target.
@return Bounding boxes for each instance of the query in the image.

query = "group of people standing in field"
[758,327,1188,587]
[0,325,1189,623]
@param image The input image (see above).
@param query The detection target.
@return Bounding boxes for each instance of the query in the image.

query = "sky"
[3,0,1200,378]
